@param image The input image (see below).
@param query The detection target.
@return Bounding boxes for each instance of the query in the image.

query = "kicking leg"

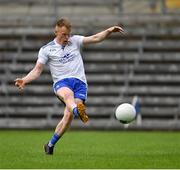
[57,87,88,122]
[56,87,77,115]
[75,98,89,123]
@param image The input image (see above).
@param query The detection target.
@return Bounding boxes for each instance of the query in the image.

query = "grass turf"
[0,130,180,169]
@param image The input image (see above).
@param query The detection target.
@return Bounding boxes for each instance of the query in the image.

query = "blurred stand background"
[0,0,180,130]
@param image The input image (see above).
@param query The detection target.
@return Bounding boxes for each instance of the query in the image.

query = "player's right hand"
[14,78,25,90]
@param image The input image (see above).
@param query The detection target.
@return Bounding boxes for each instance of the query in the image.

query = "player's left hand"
[108,26,125,34]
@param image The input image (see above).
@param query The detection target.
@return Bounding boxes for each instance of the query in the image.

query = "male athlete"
[15,18,124,155]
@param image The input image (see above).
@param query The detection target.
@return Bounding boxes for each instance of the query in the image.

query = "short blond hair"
[55,18,71,31]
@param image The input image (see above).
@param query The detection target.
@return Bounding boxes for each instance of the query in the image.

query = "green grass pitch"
[0,130,180,169]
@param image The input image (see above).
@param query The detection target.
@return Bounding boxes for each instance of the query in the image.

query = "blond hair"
[55,18,71,31]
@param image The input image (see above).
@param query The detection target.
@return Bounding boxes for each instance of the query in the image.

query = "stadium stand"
[0,0,180,130]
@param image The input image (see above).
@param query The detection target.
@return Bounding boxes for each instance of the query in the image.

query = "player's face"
[55,26,71,45]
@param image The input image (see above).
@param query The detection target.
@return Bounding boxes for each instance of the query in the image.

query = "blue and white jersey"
[37,35,87,85]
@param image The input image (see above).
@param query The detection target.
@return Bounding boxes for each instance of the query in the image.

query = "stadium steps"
[1,0,180,129]
[2,50,180,122]
[0,0,119,29]
[1,37,180,53]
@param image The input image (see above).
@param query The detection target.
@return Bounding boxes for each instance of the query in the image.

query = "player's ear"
[54,25,58,36]
[54,28,57,36]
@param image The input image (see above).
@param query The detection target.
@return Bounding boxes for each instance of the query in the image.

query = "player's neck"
[55,38,68,46]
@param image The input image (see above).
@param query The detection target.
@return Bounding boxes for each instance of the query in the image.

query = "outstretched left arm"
[83,26,124,45]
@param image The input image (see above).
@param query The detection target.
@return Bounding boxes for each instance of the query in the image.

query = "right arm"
[15,61,44,90]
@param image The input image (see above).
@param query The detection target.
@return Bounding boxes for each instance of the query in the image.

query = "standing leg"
[44,108,73,155]
[44,87,75,155]
[55,107,73,137]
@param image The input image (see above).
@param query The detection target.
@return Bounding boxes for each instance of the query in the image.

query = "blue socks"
[48,133,60,147]
[73,107,79,117]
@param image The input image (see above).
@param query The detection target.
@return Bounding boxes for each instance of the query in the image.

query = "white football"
[115,103,136,124]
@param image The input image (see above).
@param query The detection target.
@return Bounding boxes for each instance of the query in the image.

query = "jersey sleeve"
[72,35,84,49]
[37,47,48,64]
